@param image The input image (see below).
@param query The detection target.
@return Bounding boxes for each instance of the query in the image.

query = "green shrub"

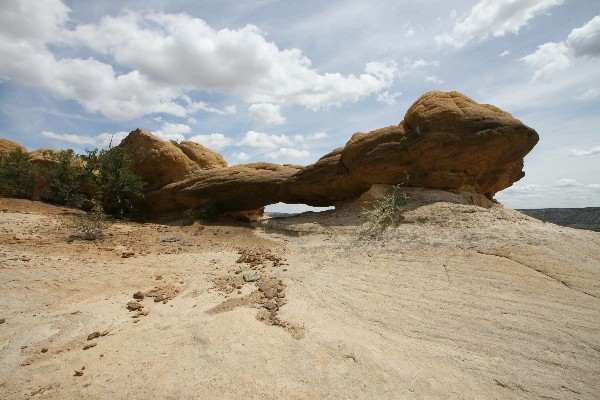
[45,149,89,208]
[0,149,37,199]
[83,147,145,218]
[361,182,408,237]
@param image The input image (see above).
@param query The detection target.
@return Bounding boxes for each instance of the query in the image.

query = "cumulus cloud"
[574,88,600,101]
[566,15,600,57]
[569,146,600,157]
[267,148,310,160]
[232,151,250,162]
[521,16,600,81]
[188,133,234,150]
[40,130,128,148]
[554,178,583,187]
[239,131,302,150]
[500,50,510,57]
[425,75,444,84]
[377,91,402,105]
[435,0,566,48]
[249,103,287,125]
[0,1,397,122]
[308,132,329,140]
[521,42,570,81]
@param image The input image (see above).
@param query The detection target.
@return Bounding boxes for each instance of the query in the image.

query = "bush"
[83,147,145,218]
[361,182,408,237]
[0,149,37,199]
[45,149,88,208]
[64,208,109,241]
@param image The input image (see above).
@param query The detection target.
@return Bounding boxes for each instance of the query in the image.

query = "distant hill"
[518,207,600,232]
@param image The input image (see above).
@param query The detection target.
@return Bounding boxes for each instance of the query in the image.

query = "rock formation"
[0,138,26,156]
[124,91,538,214]
[1,91,539,215]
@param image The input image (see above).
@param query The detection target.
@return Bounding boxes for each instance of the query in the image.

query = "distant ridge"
[518,207,600,232]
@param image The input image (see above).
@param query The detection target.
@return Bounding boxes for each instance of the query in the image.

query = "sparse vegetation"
[0,149,37,199]
[64,207,109,241]
[45,149,89,208]
[83,147,146,218]
[361,181,408,237]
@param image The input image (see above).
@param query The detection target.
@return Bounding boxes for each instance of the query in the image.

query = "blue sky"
[1,0,599,210]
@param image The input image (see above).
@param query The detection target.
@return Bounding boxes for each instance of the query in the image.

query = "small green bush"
[83,147,145,218]
[45,149,88,208]
[0,149,37,199]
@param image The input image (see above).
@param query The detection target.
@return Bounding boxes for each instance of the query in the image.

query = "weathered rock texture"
[126,91,538,214]
[0,139,26,156]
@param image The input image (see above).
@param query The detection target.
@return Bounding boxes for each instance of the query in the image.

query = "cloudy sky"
[1,0,599,210]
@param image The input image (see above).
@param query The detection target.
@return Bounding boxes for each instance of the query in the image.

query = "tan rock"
[0,138,26,156]
[178,141,228,169]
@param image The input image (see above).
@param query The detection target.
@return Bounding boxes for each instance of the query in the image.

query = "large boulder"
[177,141,228,170]
[283,91,538,204]
[0,139,26,156]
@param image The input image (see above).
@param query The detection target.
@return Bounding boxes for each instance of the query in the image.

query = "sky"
[0,0,599,212]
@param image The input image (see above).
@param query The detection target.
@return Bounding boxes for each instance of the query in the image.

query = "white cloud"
[249,103,287,125]
[66,11,397,110]
[554,178,583,187]
[0,3,397,122]
[521,42,570,81]
[425,75,444,84]
[588,184,600,190]
[41,131,97,146]
[569,146,600,157]
[377,91,402,105]
[566,15,600,57]
[267,148,310,160]
[232,151,250,162]
[500,50,510,57]
[308,132,329,140]
[40,130,128,148]
[436,0,566,48]
[574,88,600,101]
[188,133,233,150]
[159,122,192,136]
[240,131,301,150]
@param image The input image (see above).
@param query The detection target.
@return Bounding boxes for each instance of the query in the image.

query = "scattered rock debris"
[161,237,181,243]
[74,370,83,377]
[243,272,261,282]
[87,331,109,341]
[83,342,97,350]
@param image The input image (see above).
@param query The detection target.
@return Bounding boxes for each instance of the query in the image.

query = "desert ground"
[0,194,599,399]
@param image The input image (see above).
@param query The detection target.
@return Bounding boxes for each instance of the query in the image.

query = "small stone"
[83,342,97,350]
[127,302,143,311]
[263,302,277,311]
[121,250,135,258]
[161,237,181,242]
[154,294,165,302]
[155,275,163,280]
[21,345,27,349]
[81,366,85,370]
[41,348,48,353]
[100,354,104,357]
[236,254,247,263]
[243,272,261,282]
[0,318,5,324]
[133,291,145,300]
[74,370,83,376]
[21,256,31,262]
[87,332,101,341]
[237,290,242,294]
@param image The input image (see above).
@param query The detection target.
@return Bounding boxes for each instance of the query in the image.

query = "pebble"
[83,342,97,350]
[243,272,261,282]
[133,291,145,300]
[127,302,143,311]
[41,348,48,353]
[87,332,101,341]
[0,318,5,324]
[74,370,83,376]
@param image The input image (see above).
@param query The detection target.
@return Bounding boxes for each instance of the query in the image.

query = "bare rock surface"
[0,138,26,156]
[0,196,598,399]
